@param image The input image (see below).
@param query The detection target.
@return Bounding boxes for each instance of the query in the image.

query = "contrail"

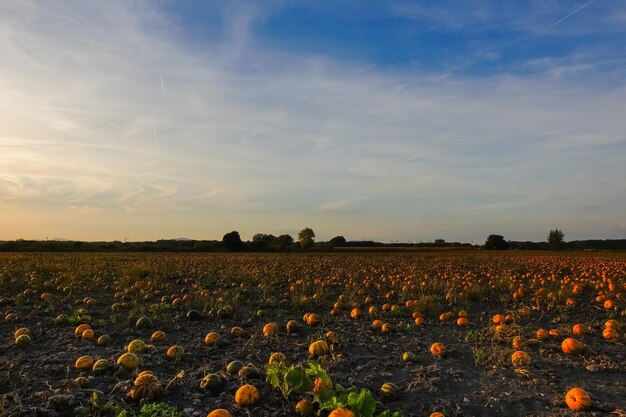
[160,74,167,110]
[550,0,595,28]
[152,120,160,152]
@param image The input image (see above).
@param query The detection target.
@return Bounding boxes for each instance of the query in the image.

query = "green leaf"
[316,389,339,409]
[347,389,376,417]
[285,367,306,391]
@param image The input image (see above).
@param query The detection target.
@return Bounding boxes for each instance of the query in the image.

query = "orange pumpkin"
[75,355,94,370]
[328,408,356,417]
[234,384,260,407]
[602,327,618,340]
[207,410,232,417]
[430,342,445,358]
[308,340,330,357]
[150,330,167,342]
[561,338,583,355]
[263,322,278,336]
[372,319,383,330]
[511,351,531,368]
[536,329,549,340]
[306,314,321,326]
[565,387,591,411]
[204,332,220,347]
[166,345,184,360]
[572,324,587,337]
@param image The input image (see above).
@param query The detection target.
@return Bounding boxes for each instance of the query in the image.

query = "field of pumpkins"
[1,252,625,417]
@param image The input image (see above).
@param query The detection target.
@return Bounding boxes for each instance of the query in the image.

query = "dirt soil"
[0,252,625,417]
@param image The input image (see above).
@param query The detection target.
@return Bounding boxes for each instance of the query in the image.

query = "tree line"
[1,228,625,252]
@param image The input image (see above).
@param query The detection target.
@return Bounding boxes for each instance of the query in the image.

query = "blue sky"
[1,1,625,242]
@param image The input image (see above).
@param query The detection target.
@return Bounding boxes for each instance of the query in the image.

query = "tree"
[275,234,294,251]
[222,231,243,251]
[251,233,276,251]
[298,228,316,249]
[329,236,347,248]
[484,234,509,250]
[548,229,565,250]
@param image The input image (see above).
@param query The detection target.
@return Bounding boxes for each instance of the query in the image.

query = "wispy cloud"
[0,1,625,241]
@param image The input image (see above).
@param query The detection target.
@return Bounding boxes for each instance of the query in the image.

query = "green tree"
[222,231,243,251]
[275,234,294,251]
[548,229,565,250]
[484,234,509,250]
[298,228,316,249]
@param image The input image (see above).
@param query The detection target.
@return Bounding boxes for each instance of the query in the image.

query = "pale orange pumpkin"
[234,384,260,407]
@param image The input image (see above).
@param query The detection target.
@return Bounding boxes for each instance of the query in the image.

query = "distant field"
[1,252,625,416]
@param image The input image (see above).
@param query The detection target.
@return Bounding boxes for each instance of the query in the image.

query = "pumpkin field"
[1,251,625,417]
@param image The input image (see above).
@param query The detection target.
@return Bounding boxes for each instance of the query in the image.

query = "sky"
[1,0,625,243]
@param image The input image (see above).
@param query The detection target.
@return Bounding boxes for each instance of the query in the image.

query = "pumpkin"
[127,339,147,354]
[281,319,298,335]
[512,336,525,349]
[372,319,384,330]
[295,398,314,416]
[402,351,415,362]
[130,373,163,401]
[430,342,445,358]
[150,331,167,343]
[572,324,587,337]
[74,324,91,338]
[207,410,232,417]
[97,335,110,346]
[75,376,90,388]
[200,373,224,393]
[494,324,509,336]
[92,358,112,374]
[565,387,591,411]
[492,314,506,325]
[15,334,31,346]
[380,382,399,397]
[226,360,244,375]
[511,351,531,368]
[234,384,260,407]
[308,340,330,357]
[458,310,468,318]
[4,312,18,321]
[14,328,30,338]
[456,317,468,326]
[263,322,278,336]
[381,323,391,333]
[561,338,583,355]
[350,308,361,319]
[368,306,378,315]
[268,352,286,365]
[414,317,424,326]
[430,413,445,417]
[325,331,338,344]
[605,319,621,331]
[75,355,94,370]
[54,314,68,325]
[117,352,139,370]
[602,327,618,340]
[328,408,356,417]
[231,326,244,337]
[306,314,321,326]
[536,329,549,340]
[204,332,220,347]
[81,328,95,341]
[135,316,152,329]
[166,345,184,360]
